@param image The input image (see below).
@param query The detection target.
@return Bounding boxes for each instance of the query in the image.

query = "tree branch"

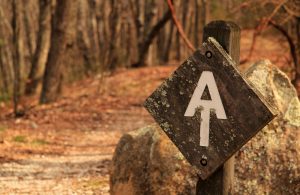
[240,1,285,64]
[269,20,299,84]
[166,0,196,52]
[132,9,172,67]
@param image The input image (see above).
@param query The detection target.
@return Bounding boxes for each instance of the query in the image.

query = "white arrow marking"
[184,71,227,147]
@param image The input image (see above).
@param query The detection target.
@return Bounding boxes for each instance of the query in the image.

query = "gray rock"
[110,60,300,195]
[234,60,300,194]
[245,60,299,126]
[110,125,198,195]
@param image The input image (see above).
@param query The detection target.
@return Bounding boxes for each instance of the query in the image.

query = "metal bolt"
[200,158,208,166]
[205,51,212,58]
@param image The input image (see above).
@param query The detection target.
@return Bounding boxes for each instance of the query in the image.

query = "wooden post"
[196,20,240,195]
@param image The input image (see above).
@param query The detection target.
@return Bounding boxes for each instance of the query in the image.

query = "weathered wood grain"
[197,20,241,195]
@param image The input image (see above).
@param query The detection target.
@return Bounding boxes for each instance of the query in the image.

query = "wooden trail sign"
[144,37,277,180]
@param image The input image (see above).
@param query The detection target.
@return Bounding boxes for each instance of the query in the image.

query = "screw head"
[200,158,208,166]
[205,51,212,58]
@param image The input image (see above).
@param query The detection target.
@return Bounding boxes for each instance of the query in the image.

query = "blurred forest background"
[0,0,299,194]
[0,0,299,117]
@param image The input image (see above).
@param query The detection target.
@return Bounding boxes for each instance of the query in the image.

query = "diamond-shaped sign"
[144,37,277,180]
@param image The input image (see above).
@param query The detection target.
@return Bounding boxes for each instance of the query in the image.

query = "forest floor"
[0,30,295,194]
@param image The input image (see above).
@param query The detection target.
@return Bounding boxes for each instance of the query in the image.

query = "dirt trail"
[0,127,120,194]
[0,152,111,194]
[0,66,173,194]
[0,31,291,194]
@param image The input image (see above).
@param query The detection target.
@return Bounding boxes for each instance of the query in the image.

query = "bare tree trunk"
[167,0,196,53]
[144,0,157,65]
[88,0,101,71]
[96,0,108,67]
[22,1,38,62]
[25,0,51,95]
[128,0,141,65]
[194,0,200,46]
[174,2,181,61]
[126,22,132,65]
[201,0,209,27]
[132,9,171,67]
[182,0,189,56]
[12,0,25,116]
[0,6,13,95]
[0,50,9,94]
[143,0,156,38]
[175,30,181,60]
[163,21,174,62]
[156,2,165,63]
[40,0,77,104]
[77,0,101,75]
[187,2,194,56]
[77,0,93,74]
[107,0,120,71]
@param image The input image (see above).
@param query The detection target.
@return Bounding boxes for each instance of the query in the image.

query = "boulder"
[234,60,300,194]
[110,125,198,195]
[110,60,300,194]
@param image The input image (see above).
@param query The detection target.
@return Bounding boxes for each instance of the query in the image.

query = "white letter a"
[184,71,227,147]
